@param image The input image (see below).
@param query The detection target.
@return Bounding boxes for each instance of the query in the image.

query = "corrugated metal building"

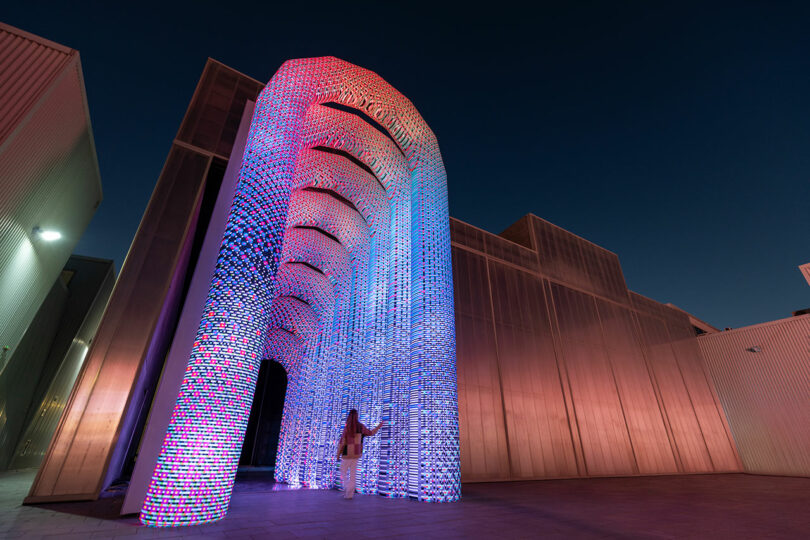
[0,22,102,366]
[0,22,105,470]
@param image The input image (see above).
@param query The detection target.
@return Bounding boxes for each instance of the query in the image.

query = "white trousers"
[339,457,359,498]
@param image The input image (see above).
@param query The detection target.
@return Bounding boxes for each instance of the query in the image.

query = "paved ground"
[1,469,808,539]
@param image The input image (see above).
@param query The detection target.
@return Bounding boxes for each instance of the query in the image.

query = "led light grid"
[141,57,459,527]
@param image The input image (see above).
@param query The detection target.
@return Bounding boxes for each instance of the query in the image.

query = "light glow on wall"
[32,227,61,241]
[140,57,459,527]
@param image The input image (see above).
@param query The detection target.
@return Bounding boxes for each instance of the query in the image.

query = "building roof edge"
[0,21,75,54]
[206,57,265,86]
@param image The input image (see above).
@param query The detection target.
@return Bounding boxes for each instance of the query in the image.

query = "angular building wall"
[0,275,68,469]
[452,215,742,482]
[26,59,264,503]
[8,256,114,470]
[698,315,810,477]
[0,22,102,470]
[0,22,102,368]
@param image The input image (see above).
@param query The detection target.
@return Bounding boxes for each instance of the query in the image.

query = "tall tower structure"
[140,57,460,526]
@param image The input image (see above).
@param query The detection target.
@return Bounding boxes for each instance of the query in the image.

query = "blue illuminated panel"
[141,57,459,527]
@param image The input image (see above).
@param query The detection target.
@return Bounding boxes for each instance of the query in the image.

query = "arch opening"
[239,360,288,468]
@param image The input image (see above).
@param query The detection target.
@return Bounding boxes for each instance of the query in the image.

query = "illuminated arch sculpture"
[140,57,459,527]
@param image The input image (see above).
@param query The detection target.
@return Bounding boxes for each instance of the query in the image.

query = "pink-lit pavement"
[1,469,808,539]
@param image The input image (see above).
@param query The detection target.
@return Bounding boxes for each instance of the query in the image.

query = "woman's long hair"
[342,409,359,441]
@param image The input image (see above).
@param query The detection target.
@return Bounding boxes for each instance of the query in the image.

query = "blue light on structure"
[140,57,459,527]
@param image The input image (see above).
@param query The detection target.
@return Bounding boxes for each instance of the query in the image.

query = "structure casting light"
[140,57,460,527]
[32,227,61,241]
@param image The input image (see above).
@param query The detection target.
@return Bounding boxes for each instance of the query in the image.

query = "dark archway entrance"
[239,361,287,468]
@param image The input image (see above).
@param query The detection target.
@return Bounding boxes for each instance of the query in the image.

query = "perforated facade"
[140,58,458,526]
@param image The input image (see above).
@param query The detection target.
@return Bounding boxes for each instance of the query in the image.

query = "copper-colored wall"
[698,315,810,477]
[453,215,741,482]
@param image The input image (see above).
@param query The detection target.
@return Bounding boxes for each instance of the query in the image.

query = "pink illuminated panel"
[140,57,459,527]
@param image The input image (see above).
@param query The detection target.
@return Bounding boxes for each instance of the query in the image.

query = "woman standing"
[336,409,383,499]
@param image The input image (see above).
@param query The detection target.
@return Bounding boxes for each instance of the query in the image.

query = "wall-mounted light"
[32,226,61,242]
[745,346,762,353]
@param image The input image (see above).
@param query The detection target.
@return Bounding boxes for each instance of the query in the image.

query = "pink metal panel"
[483,230,537,271]
[551,283,636,476]
[491,265,578,479]
[666,319,741,471]
[0,23,72,147]
[595,300,678,474]
[698,315,810,477]
[578,240,629,304]
[174,61,263,157]
[532,216,591,291]
[453,217,742,483]
[452,248,511,482]
[635,313,714,473]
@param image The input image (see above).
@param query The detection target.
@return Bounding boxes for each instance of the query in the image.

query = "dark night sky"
[4,2,809,329]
